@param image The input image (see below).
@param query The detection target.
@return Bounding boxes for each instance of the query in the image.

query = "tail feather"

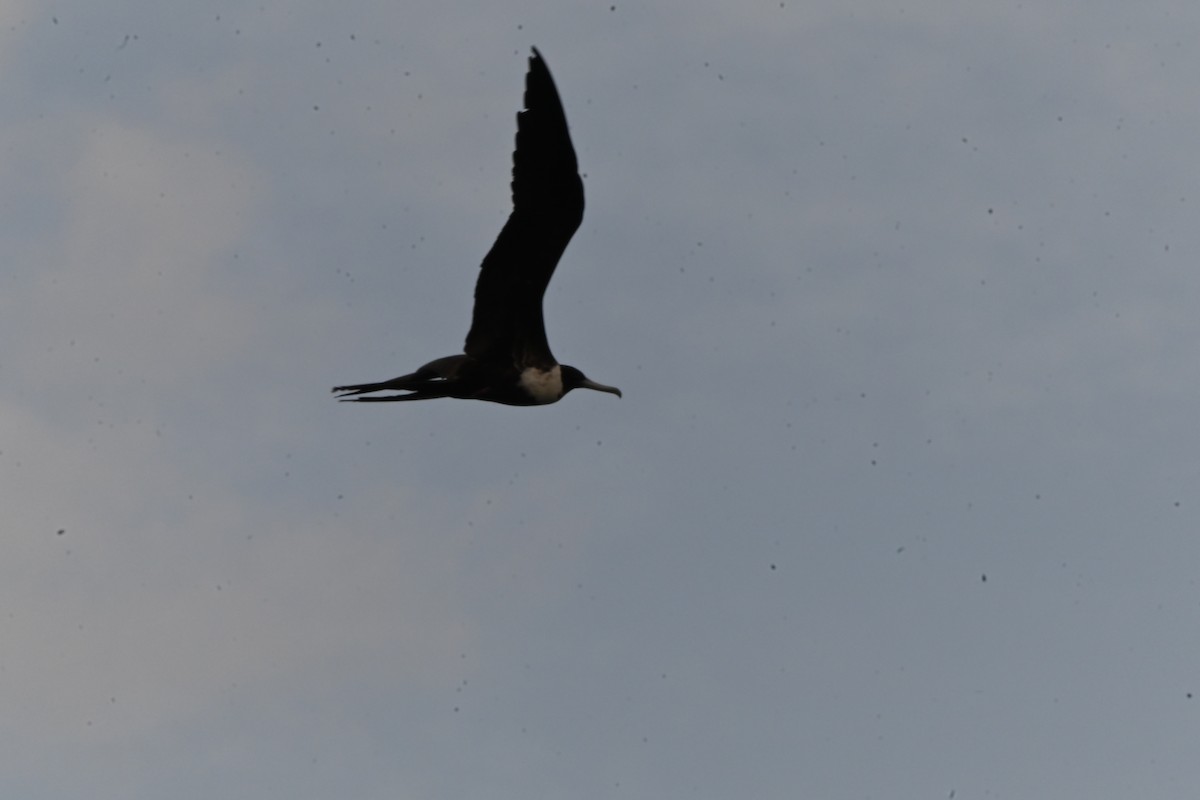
[333,371,453,402]
[338,391,444,403]
[333,355,467,402]
[332,375,419,397]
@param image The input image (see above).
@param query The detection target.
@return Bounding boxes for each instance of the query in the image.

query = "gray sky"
[3,0,1200,797]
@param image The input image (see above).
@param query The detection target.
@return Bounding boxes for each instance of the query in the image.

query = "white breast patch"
[519,365,563,404]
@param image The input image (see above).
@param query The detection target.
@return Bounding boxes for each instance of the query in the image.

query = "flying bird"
[333,48,621,406]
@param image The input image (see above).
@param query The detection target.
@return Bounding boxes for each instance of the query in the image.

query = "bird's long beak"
[582,379,622,398]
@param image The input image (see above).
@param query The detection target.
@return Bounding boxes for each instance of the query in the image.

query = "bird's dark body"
[333,48,620,406]
[337,355,583,406]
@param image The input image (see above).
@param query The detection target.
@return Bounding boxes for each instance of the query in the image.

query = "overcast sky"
[3,0,1200,797]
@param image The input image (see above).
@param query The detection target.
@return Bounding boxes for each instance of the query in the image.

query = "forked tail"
[333,356,466,402]
[332,378,447,401]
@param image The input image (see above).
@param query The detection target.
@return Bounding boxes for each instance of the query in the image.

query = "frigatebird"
[333,48,621,406]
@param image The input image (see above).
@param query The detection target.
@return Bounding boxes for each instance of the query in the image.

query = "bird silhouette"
[333,48,620,406]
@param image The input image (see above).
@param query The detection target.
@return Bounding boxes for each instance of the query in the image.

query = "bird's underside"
[333,355,555,406]
[332,48,620,407]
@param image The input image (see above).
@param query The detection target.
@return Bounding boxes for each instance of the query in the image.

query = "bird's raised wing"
[464,48,584,368]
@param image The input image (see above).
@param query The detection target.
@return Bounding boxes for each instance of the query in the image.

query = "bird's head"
[560,365,622,399]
